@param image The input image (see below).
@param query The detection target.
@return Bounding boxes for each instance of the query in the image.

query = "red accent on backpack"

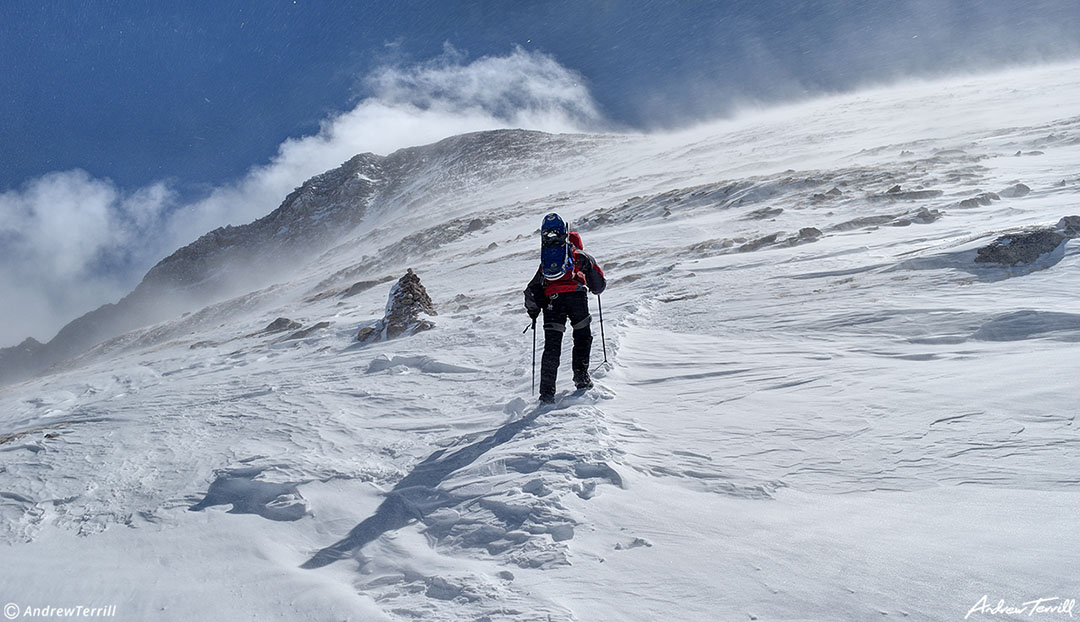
[543,248,587,296]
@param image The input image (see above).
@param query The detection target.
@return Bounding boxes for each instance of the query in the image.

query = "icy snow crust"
[2,62,1080,620]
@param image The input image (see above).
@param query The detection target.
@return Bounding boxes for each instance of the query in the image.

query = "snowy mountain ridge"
[0,130,612,386]
[2,61,1080,621]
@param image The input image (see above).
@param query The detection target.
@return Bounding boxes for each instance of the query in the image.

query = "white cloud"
[0,171,175,346]
[170,46,604,246]
[0,47,604,347]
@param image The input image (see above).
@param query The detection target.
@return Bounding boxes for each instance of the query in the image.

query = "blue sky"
[2,0,1080,346]
[7,1,1080,193]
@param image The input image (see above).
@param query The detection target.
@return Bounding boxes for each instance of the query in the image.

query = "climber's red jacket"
[523,231,606,315]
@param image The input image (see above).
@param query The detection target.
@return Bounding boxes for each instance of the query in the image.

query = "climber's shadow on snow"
[301,408,543,569]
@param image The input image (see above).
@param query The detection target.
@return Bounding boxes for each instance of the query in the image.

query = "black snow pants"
[539,291,592,396]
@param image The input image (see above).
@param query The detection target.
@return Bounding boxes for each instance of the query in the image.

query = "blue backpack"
[540,213,574,280]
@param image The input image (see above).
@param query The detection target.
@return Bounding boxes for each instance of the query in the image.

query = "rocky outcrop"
[999,183,1031,198]
[958,192,1000,209]
[262,318,302,334]
[743,207,784,220]
[342,278,391,298]
[831,207,942,231]
[737,227,823,253]
[869,185,944,201]
[974,216,1080,266]
[810,187,844,202]
[1055,216,1080,236]
[356,270,437,343]
[283,322,331,341]
[976,230,1068,265]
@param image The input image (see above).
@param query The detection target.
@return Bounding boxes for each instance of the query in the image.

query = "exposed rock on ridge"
[975,216,1080,266]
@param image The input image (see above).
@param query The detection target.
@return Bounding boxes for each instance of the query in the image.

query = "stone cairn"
[357,269,437,343]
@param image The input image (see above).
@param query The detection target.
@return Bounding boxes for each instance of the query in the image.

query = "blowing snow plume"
[0,47,604,348]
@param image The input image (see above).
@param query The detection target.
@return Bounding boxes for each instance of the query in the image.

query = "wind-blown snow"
[2,61,1080,621]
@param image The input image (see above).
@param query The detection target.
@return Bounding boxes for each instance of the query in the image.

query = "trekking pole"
[531,318,537,395]
[524,318,537,394]
[597,294,608,365]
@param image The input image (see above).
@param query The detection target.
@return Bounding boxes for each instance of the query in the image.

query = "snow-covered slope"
[3,61,1080,621]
